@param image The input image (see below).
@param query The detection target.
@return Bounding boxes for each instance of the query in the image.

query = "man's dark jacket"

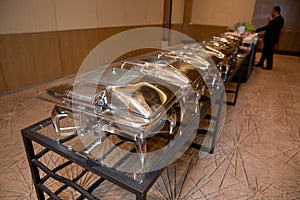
[256,15,284,44]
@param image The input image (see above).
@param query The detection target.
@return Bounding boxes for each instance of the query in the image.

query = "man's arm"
[256,25,268,33]
[255,17,271,33]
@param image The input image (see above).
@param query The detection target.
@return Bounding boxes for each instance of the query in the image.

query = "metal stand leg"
[136,192,147,200]
[227,64,245,106]
[22,133,45,200]
[195,91,225,155]
[136,133,147,167]
[210,92,225,153]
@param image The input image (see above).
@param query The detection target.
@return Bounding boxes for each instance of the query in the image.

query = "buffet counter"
[22,32,252,200]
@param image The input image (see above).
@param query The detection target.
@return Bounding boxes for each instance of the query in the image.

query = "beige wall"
[0,0,258,94]
[97,0,164,27]
[54,0,98,30]
[0,0,57,34]
[1,0,258,35]
[172,0,185,24]
[191,0,256,28]
[0,0,164,34]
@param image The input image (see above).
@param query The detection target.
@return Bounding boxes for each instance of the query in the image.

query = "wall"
[172,0,185,24]
[252,0,300,54]
[169,0,255,42]
[0,0,255,94]
[2,0,297,94]
[190,0,257,28]
[0,0,164,93]
[0,0,164,34]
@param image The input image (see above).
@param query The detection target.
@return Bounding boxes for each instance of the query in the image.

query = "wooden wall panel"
[183,0,193,24]
[101,25,163,58]
[277,31,300,52]
[59,25,163,75]
[58,29,100,74]
[178,24,228,41]
[0,24,230,94]
[97,26,130,42]
[0,32,62,91]
[0,63,7,93]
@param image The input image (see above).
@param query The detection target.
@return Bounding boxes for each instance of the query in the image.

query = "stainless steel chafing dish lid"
[40,66,181,121]
[119,54,205,88]
[40,67,142,106]
[163,50,210,70]
[203,45,225,59]
[212,36,240,48]
[105,75,180,120]
[223,32,243,41]
[202,39,232,49]
[202,40,236,57]
[78,66,142,85]
[120,60,193,86]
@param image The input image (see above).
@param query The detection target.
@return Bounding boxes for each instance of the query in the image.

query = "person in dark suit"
[255,6,284,70]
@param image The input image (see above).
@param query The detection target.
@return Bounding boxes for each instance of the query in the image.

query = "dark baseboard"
[274,50,300,57]
[256,49,300,57]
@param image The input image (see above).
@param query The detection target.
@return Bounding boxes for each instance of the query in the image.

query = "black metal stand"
[226,62,245,106]
[21,46,250,199]
[22,118,164,200]
[22,94,221,200]
[190,52,249,153]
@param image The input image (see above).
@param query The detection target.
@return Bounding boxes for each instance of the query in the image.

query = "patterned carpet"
[0,53,299,199]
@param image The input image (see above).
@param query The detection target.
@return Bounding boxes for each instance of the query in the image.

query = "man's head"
[272,6,281,17]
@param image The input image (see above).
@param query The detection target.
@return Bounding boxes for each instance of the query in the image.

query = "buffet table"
[22,34,252,199]
[21,88,220,200]
[21,66,245,200]
[22,118,164,200]
[233,34,258,83]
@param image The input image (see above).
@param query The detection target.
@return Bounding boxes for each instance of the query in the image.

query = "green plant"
[234,21,254,32]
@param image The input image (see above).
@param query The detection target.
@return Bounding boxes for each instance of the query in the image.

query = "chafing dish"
[43,68,183,136]
[39,41,227,171]
[40,45,211,166]
[201,33,242,77]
